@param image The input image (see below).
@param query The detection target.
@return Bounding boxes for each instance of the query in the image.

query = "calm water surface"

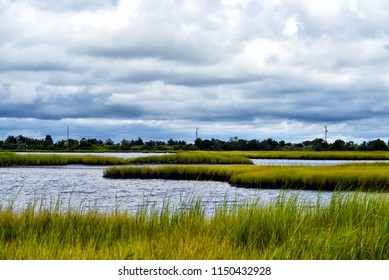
[0,166,332,215]
[3,153,380,215]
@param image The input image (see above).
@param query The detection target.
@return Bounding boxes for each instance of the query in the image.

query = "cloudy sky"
[1,0,389,144]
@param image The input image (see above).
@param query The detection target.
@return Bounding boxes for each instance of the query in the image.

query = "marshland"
[0,150,388,259]
[104,163,389,191]
[1,192,388,259]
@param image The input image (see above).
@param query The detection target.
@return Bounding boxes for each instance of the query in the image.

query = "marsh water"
[1,153,383,215]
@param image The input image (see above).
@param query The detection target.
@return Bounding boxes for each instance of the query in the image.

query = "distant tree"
[55,140,66,149]
[5,135,17,144]
[3,136,17,149]
[247,139,260,150]
[105,138,115,146]
[260,138,279,150]
[167,138,176,146]
[132,137,144,146]
[332,139,346,151]
[345,141,357,151]
[145,140,157,148]
[195,138,213,150]
[39,135,53,150]
[121,139,131,150]
[44,135,53,145]
[359,141,368,151]
[300,138,327,151]
[67,139,79,150]
[367,139,387,151]
[79,138,93,150]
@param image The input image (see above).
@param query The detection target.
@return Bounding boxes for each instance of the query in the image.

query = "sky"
[1,0,389,144]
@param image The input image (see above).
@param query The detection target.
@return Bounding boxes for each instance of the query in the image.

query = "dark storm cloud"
[0,89,144,120]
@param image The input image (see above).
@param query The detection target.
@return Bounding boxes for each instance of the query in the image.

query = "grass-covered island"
[104,163,389,192]
[0,151,252,166]
[126,150,389,163]
[2,150,389,166]
[0,152,127,166]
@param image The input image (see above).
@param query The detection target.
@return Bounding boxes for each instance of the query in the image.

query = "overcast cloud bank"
[1,0,388,143]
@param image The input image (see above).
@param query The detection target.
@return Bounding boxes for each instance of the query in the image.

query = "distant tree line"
[0,134,388,151]
[194,137,388,151]
[0,135,191,151]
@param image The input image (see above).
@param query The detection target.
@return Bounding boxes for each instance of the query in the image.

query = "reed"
[121,150,389,164]
[215,150,389,160]
[3,150,389,166]
[126,151,253,165]
[0,192,387,259]
[104,163,389,191]
[0,152,126,166]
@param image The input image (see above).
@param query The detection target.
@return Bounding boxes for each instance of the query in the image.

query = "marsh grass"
[126,151,253,165]
[125,151,389,163]
[104,163,389,191]
[0,151,252,166]
[0,152,126,166]
[219,150,389,160]
[0,192,387,260]
[3,150,389,166]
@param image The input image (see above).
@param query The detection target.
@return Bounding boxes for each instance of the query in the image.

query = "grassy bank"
[127,151,253,164]
[104,163,389,191]
[0,151,252,166]
[123,150,389,164]
[2,151,389,166]
[0,152,126,166]
[117,150,389,165]
[0,192,387,260]
[214,150,389,160]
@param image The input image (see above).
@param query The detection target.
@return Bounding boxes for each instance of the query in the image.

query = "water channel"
[1,153,385,215]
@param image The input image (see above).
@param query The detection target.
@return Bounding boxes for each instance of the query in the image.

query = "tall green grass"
[122,150,389,164]
[3,151,389,166]
[127,151,253,164]
[0,152,126,166]
[127,150,389,162]
[0,192,387,259]
[216,150,389,160]
[0,151,252,166]
[104,163,389,191]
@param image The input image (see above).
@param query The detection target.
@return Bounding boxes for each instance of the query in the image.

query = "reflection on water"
[0,165,333,215]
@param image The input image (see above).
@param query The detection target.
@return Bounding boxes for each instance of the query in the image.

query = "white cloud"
[69,0,140,31]
[0,0,388,143]
[299,0,341,16]
[283,15,299,37]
